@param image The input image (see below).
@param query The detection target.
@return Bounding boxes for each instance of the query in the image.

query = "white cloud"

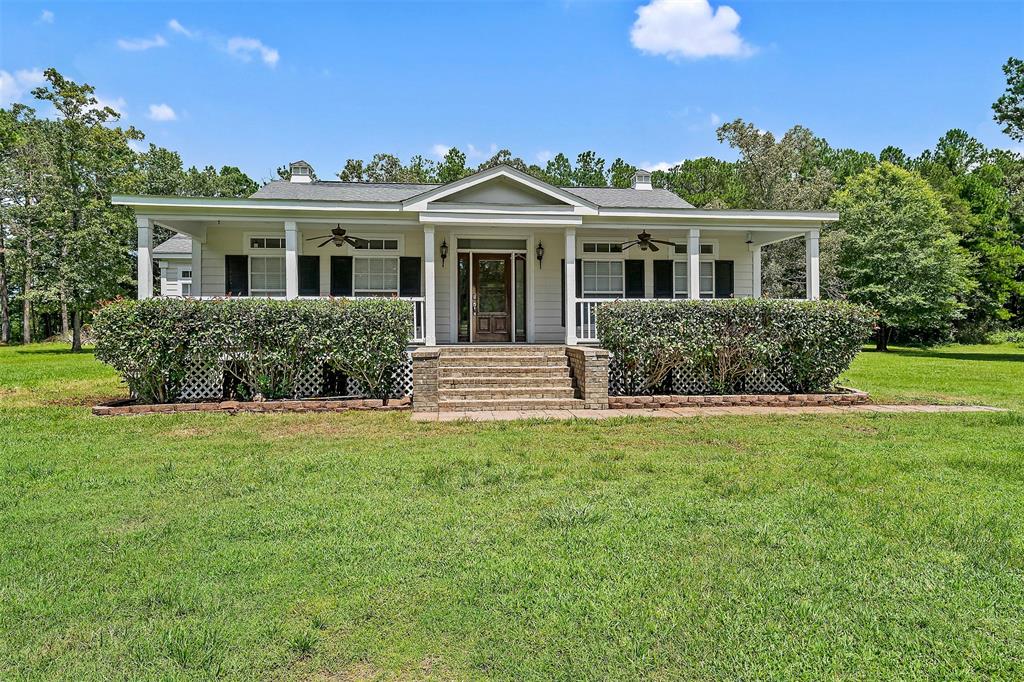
[167,18,194,38]
[0,68,46,106]
[535,150,554,164]
[40,9,54,23]
[630,0,755,60]
[117,34,168,51]
[466,143,497,161]
[147,103,177,121]
[641,159,685,172]
[90,96,127,116]
[430,144,451,160]
[709,112,721,126]
[226,37,279,67]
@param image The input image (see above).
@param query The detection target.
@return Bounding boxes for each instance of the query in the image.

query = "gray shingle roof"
[250,180,693,209]
[252,181,437,202]
[153,233,192,255]
[565,187,693,209]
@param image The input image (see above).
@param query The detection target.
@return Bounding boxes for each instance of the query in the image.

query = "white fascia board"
[419,211,583,227]
[401,165,598,211]
[112,194,405,213]
[422,202,580,215]
[594,207,838,223]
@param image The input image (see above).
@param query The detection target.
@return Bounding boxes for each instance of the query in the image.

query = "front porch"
[135,221,824,347]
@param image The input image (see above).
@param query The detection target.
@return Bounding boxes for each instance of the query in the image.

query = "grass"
[1,342,1023,680]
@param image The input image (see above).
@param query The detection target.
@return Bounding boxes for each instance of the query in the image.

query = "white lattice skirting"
[608,356,789,396]
[176,351,414,401]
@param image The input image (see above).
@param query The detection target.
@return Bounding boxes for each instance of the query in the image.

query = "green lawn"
[1,343,1023,680]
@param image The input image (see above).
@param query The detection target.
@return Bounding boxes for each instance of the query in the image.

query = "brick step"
[439,386,577,400]
[439,376,575,388]
[439,355,569,368]
[438,397,586,412]
[439,365,571,378]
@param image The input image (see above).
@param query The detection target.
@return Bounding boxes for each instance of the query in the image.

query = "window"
[582,242,622,254]
[699,261,714,298]
[180,269,193,297]
[673,261,716,298]
[582,260,624,298]
[250,256,286,297]
[456,238,527,250]
[674,242,716,255]
[674,261,688,298]
[353,238,399,251]
[353,257,399,296]
[249,236,285,250]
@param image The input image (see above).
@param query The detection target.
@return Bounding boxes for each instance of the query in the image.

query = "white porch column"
[687,228,700,300]
[806,229,820,300]
[752,244,762,299]
[137,217,153,300]
[190,238,203,298]
[423,224,437,346]
[564,226,577,345]
[284,221,299,299]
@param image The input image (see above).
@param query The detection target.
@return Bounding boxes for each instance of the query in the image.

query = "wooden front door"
[472,254,512,342]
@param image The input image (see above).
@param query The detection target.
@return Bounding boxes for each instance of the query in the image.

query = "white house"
[115,161,831,347]
[152,233,194,297]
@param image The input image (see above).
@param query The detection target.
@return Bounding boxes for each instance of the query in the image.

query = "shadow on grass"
[13,345,95,357]
[883,349,1023,363]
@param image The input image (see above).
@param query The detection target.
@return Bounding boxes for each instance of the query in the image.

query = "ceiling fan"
[306,224,369,249]
[620,230,676,253]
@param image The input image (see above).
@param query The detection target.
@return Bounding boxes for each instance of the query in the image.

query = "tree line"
[2,60,1022,350]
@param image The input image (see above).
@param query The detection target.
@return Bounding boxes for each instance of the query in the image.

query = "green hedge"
[93,297,412,403]
[596,299,876,395]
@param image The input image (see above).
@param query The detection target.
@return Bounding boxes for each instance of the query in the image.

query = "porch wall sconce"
[536,241,544,268]
[439,239,449,267]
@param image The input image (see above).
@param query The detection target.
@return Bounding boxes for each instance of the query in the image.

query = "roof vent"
[289,160,314,184]
[632,169,652,190]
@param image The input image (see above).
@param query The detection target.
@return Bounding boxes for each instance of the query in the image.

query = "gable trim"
[401,164,598,211]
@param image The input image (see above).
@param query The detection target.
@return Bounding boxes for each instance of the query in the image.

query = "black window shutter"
[575,259,583,299]
[225,255,248,296]
[624,259,644,298]
[298,255,319,296]
[653,260,673,299]
[399,257,421,297]
[714,260,735,299]
[330,256,353,296]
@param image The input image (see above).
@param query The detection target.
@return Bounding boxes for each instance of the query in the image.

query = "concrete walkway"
[412,404,1005,422]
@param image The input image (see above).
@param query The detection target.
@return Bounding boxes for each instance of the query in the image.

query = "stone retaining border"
[93,396,411,416]
[609,387,868,409]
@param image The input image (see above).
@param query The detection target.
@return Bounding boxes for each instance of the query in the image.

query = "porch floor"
[411,404,1003,422]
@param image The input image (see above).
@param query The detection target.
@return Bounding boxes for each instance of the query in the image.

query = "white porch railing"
[169,295,426,344]
[576,298,618,343]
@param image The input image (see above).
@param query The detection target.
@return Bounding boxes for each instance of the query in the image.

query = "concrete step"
[439,365,571,378]
[438,397,586,412]
[439,355,569,368]
[439,386,577,401]
[439,376,575,388]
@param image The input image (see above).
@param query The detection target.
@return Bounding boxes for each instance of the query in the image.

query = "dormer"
[289,160,314,184]
[632,169,652,190]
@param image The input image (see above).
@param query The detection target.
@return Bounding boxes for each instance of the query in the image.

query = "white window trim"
[180,269,193,298]
[673,259,716,298]
[248,254,287,298]
[243,231,290,255]
[352,255,401,297]
[673,239,719,258]
[581,259,625,299]
[347,233,403,255]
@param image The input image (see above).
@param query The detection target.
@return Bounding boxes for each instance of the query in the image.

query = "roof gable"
[402,164,597,211]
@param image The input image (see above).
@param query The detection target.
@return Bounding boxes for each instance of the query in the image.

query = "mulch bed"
[609,387,868,409]
[93,396,411,416]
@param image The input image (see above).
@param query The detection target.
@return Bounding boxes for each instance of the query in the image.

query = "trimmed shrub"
[596,299,875,395]
[93,297,412,403]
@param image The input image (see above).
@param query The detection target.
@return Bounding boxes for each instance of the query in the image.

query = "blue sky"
[2,0,1021,182]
